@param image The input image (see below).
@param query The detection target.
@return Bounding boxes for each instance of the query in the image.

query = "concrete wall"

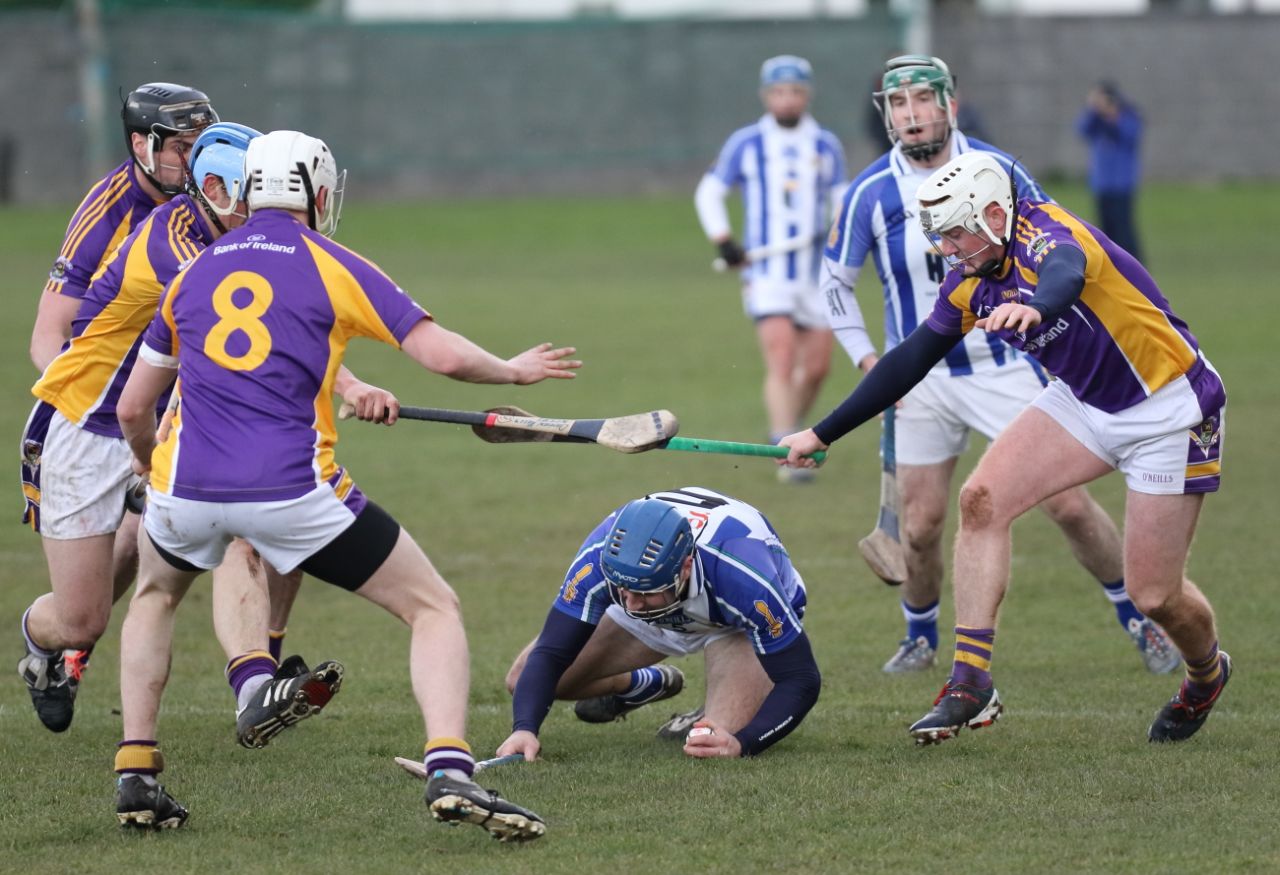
[0,8,1276,204]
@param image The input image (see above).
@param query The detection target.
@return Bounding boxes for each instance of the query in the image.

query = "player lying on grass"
[113,129,578,840]
[781,151,1230,746]
[498,486,821,760]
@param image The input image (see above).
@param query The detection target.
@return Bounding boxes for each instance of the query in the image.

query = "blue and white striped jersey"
[822,132,1048,376]
[696,114,845,289]
[552,486,808,656]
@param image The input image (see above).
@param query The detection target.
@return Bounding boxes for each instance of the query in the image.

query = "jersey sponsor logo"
[687,510,709,531]
[211,240,297,256]
[827,222,839,248]
[753,600,785,639]
[247,234,267,242]
[562,563,592,602]
[48,256,72,284]
[1019,317,1071,351]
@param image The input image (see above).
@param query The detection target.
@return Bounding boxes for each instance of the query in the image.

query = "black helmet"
[121,82,218,193]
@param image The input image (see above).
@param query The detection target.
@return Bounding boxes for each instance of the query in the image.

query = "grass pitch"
[0,184,1276,873]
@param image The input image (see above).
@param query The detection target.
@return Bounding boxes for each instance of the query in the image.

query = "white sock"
[236,673,274,712]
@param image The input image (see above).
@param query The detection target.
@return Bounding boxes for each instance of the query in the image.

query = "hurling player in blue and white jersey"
[823,56,1176,675]
[497,487,820,760]
[695,57,846,471]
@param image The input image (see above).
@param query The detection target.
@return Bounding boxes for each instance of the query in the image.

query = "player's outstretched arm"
[400,319,580,385]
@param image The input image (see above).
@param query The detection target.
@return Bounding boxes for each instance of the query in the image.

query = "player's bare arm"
[400,319,580,385]
[117,356,177,472]
[29,292,80,372]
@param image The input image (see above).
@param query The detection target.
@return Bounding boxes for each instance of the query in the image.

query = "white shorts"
[742,280,828,330]
[894,360,1048,466]
[1031,370,1225,495]
[38,410,134,540]
[604,604,740,657]
[144,483,359,573]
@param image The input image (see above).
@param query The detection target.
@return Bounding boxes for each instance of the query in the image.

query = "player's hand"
[683,718,741,758]
[340,379,400,425]
[976,303,1043,334]
[130,455,151,477]
[508,342,581,385]
[777,429,828,469]
[716,238,747,269]
[496,730,541,762]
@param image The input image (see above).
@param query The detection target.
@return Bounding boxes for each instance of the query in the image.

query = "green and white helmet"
[874,54,957,160]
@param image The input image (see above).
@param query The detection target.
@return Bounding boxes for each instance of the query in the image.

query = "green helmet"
[874,55,957,160]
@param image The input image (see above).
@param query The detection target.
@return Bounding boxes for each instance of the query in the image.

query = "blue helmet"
[760,55,813,88]
[187,122,262,216]
[601,499,694,620]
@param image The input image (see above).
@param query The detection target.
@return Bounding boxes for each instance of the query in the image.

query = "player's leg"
[504,620,665,701]
[882,458,957,673]
[701,633,772,734]
[755,314,802,443]
[348,523,543,839]
[1037,483,1179,673]
[910,407,1112,743]
[111,510,141,603]
[115,530,202,830]
[790,324,833,426]
[1125,492,1230,742]
[265,564,303,662]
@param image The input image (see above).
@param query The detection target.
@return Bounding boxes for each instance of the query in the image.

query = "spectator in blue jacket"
[1077,81,1144,263]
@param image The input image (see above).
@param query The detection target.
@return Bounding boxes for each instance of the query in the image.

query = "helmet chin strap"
[970,236,1011,277]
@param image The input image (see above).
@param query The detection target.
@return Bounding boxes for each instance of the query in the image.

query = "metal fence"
[1,7,1276,203]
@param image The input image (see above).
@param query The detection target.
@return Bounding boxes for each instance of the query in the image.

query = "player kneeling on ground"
[113,129,578,839]
[499,487,821,760]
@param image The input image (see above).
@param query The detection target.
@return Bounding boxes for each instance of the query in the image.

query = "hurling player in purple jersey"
[780,151,1229,747]
[826,56,1173,678]
[113,130,575,839]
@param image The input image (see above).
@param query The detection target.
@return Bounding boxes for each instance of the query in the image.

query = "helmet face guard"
[122,83,218,195]
[600,499,694,621]
[187,122,263,224]
[874,55,956,161]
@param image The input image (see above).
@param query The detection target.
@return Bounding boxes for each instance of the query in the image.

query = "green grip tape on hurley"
[661,436,827,464]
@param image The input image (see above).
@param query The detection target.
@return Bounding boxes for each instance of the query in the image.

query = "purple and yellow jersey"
[552,487,808,656]
[43,161,162,300]
[32,195,211,438]
[141,209,430,502]
[926,200,1216,414]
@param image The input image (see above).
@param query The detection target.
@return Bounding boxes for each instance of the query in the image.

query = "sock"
[21,607,55,658]
[226,651,277,710]
[951,626,996,689]
[903,599,940,650]
[115,740,164,780]
[1184,641,1224,700]
[617,666,668,705]
[424,737,475,780]
[1099,579,1144,629]
[268,628,287,663]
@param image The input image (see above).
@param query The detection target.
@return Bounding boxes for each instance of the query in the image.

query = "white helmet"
[916,151,1014,249]
[245,130,345,237]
